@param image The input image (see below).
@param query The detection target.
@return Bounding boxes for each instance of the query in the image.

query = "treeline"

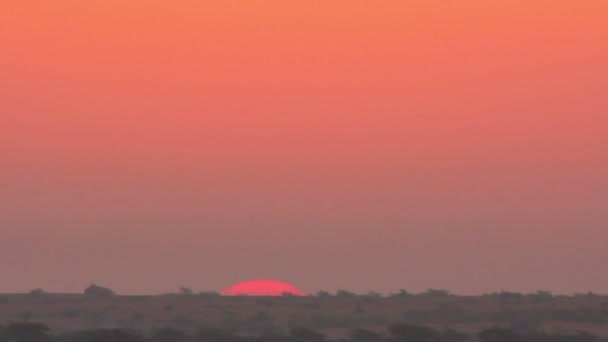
[1,322,606,342]
[21,284,608,299]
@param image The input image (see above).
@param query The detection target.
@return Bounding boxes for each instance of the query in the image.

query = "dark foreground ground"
[2,290,608,341]
[1,321,606,342]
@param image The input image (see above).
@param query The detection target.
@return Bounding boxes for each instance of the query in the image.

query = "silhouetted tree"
[84,284,115,298]
[179,287,194,295]
[392,289,411,298]
[315,291,332,298]
[527,291,553,304]
[336,290,357,298]
[423,289,451,297]
[28,288,47,297]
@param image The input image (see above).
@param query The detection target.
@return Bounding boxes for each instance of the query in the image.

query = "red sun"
[221,279,307,296]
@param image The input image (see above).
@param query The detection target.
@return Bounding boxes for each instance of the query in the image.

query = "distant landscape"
[4,1,608,341]
[3,285,608,341]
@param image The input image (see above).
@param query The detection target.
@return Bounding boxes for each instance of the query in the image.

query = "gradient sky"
[1,1,607,295]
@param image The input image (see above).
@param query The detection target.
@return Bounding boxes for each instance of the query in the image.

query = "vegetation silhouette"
[1,321,607,342]
[2,288,608,341]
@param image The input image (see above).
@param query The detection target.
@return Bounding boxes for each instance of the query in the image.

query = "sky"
[1,1,607,295]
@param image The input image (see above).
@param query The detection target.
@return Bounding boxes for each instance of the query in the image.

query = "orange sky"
[1,1,607,295]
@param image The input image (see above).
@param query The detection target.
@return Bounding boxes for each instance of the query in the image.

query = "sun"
[221,279,307,296]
